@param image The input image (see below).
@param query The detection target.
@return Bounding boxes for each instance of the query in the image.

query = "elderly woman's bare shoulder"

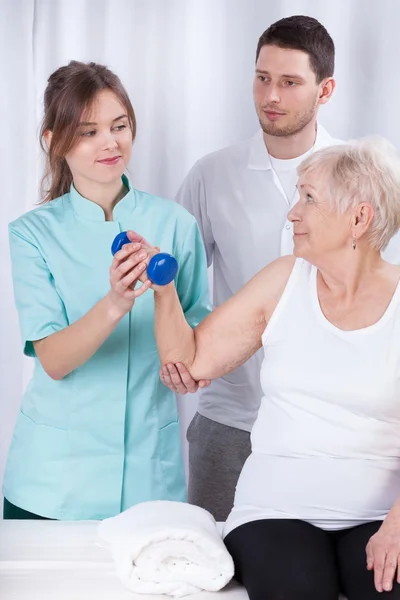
[258,255,297,286]
[218,256,298,326]
[257,255,297,299]
[242,255,298,317]
[262,255,297,276]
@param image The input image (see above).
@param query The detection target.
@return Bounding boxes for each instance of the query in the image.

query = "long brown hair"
[40,61,136,202]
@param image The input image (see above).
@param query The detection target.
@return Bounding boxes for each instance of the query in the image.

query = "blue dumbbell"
[111,231,178,286]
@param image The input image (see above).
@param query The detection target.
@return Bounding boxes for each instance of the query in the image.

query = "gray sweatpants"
[186,412,251,521]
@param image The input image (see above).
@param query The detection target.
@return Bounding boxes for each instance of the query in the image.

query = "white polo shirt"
[176,125,400,431]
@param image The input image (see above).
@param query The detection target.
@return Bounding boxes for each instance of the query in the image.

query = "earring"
[352,237,357,250]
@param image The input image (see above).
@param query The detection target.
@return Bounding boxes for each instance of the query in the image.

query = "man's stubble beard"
[258,94,319,138]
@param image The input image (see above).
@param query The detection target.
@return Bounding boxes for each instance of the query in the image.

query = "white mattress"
[0,520,249,599]
[0,520,347,599]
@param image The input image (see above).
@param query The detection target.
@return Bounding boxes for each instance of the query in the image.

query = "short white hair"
[297,136,400,251]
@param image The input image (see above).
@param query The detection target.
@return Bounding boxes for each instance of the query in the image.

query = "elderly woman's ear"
[352,204,375,244]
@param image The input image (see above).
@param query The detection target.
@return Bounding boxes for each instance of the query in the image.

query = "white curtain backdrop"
[1,0,400,505]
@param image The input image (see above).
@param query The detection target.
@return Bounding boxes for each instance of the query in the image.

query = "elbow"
[161,353,200,379]
[37,357,67,380]
[43,365,66,381]
[48,371,65,381]
[189,365,211,382]
[34,343,68,380]
[162,347,196,374]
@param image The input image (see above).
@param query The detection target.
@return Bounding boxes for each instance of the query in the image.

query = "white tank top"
[224,258,400,536]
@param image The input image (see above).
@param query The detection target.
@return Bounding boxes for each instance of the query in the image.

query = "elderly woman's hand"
[160,362,211,395]
[366,512,400,592]
[126,231,160,270]
[125,230,176,296]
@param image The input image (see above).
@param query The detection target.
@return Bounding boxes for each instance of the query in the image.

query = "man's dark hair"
[256,15,335,83]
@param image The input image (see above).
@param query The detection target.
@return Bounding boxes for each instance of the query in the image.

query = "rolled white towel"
[98,500,234,597]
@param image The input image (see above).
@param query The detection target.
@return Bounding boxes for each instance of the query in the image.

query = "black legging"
[224,519,400,600]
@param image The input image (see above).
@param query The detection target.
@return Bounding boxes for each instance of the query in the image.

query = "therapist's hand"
[160,362,211,395]
[366,510,400,592]
[108,238,152,318]
[126,231,165,289]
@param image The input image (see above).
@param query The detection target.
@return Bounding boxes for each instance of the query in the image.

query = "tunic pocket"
[3,410,68,514]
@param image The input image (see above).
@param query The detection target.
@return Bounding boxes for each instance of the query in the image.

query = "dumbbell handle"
[111,231,178,286]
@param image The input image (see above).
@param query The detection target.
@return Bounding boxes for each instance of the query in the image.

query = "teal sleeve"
[175,218,212,329]
[9,223,69,357]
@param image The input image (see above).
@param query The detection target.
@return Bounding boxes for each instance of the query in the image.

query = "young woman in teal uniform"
[3,61,211,520]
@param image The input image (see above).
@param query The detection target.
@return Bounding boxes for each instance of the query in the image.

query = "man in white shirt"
[160,15,399,520]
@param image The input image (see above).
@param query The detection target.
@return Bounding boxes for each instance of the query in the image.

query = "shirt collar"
[69,174,136,221]
[247,130,272,171]
[247,122,335,171]
[313,122,335,151]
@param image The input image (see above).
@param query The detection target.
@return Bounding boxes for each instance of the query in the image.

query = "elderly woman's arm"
[153,255,295,381]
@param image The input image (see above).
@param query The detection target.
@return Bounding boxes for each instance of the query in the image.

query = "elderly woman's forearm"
[154,285,197,371]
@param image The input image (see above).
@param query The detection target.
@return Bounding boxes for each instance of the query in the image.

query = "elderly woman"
[121,137,400,599]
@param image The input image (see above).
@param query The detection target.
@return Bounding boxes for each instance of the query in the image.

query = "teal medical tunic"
[3,175,211,520]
